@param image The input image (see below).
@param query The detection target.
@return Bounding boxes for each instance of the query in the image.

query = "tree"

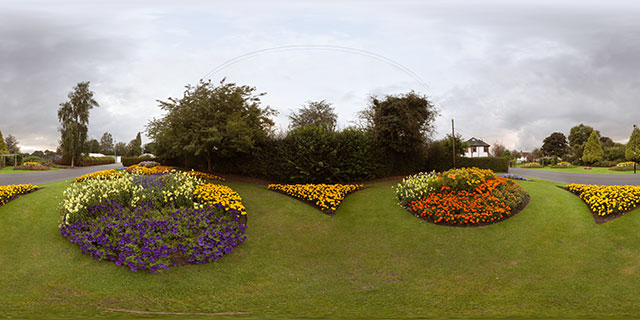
[531,148,544,160]
[510,149,522,160]
[100,132,114,154]
[541,132,568,158]
[148,79,277,171]
[582,131,604,164]
[358,91,438,154]
[57,81,99,167]
[604,143,626,162]
[503,149,512,159]
[600,136,615,149]
[0,130,7,155]
[568,124,597,163]
[491,142,506,157]
[126,132,142,156]
[4,134,19,154]
[114,142,127,156]
[289,100,337,130]
[440,133,468,158]
[84,139,100,154]
[626,125,640,173]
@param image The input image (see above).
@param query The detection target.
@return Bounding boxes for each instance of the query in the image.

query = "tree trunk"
[71,155,75,168]
[206,150,212,172]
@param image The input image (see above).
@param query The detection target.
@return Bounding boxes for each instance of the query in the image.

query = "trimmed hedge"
[81,156,115,166]
[456,157,509,173]
[122,156,157,167]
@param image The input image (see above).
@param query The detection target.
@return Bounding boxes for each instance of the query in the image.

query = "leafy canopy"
[626,125,640,162]
[582,131,604,164]
[57,81,99,167]
[541,132,568,158]
[289,100,337,131]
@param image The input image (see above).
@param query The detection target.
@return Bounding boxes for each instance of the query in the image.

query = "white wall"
[464,146,490,158]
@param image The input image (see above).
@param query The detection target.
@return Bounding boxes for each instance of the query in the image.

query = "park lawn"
[0,166,62,174]
[516,164,637,174]
[3,178,640,318]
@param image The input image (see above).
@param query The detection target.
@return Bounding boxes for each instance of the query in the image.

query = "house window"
[484,146,489,153]
[471,147,476,153]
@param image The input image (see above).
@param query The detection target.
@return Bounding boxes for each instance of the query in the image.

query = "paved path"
[510,167,640,186]
[0,163,122,186]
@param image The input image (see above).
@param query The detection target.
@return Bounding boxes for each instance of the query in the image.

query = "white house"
[464,137,490,158]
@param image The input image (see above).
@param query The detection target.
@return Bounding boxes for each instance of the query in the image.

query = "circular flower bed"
[60,170,246,273]
[395,168,529,226]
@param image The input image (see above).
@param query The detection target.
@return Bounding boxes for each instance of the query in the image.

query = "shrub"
[550,161,575,168]
[394,172,442,207]
[456,157,509,173]
[609,161,636,171]
[521,162,544,168]
[80,156,115,166]
[122,156,157,167]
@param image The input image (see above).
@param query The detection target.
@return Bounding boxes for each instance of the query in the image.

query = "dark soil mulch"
[404,194,531,228]
[559,186,637,224]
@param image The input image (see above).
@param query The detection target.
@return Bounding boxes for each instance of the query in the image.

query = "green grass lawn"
[3,177,640,318]
[0,166,62,174]
[516,164,637,174]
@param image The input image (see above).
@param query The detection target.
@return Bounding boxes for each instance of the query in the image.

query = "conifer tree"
[582,131,604,164]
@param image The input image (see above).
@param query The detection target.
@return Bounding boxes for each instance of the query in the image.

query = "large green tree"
[568,124,597,163]
[99,132,114,154]
[358,91,438,154]
[626,125,640,173]
[127,132,143,156]
[289,100,337,130]
[582,131,604,164]
[114,142,127,156]
[84,138,100,154]
[0,130,7,155]
[57,81,99,167]
[148,79,277,171]
[541,132,568,158]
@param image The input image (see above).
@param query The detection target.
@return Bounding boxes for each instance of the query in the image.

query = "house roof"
[466,137,490,147]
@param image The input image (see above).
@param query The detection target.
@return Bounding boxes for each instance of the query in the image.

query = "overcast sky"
[1,0,640,153]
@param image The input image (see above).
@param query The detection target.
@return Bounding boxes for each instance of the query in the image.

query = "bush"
[456,157,509,173]
[550,161,575,168]
[80,156,115,166]
[122,156,157,167]
[609,161,636,171]
[594,160,617,168]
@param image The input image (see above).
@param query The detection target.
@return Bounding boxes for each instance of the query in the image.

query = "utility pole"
[452,119,456,169]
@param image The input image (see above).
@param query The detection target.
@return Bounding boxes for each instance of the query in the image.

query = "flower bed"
[564,184,640,222]
[14,161,51,171]
[60,171,246,272]
[1,184,39,207]
[496,173,532,181]
[521,162,544,168]
[126,164,174,175]
[609,161,636,171]
[184,170,225,182]
[267,183,364,214]
[74,169,122,183]
[396,167,529,226]
[550,161,575,168]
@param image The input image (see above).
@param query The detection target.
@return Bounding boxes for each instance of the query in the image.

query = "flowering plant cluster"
[521,162,544,168]
[60,171,246,272]
[126,165,174,175]
[23,161,39,167]
[138,161,161,168]
[60,201,246,273]
[565,184,640,216]
[267,183,364,214]
[14,161,50,171]
[551,161,574,168]
[1,184,38,207]
[194,184,246,215]
[74,169,122,183]
[396,167,529,226]
[610,161,636,171]
[496,173,531,181]
[184,170,225,182]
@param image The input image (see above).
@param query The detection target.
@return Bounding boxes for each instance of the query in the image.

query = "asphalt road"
[0,163,122,186]
[510,167,640,186]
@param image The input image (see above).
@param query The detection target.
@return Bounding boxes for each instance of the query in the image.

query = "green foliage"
[568,124,598,163]
[626,126,640,163]
[394,172,442,207]
[99,132,114,154]
[148,79,276,171]
[541,132,568,158]
[605,143,626,162]
[126,132,143,157]
[359,91,438,154]
[57,81,99,167]
[440,134,468,158]
[582,131,604,164]
[289,100,337,130]
[122,155,158,167]
[456,157,509,173]
[83,139,100,154]
[80,156,115,166]
[0,130,9,154]
[114,142,127,156]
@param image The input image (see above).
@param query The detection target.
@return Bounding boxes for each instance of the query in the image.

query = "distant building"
[464,137,490,158]
[517,151,537,163]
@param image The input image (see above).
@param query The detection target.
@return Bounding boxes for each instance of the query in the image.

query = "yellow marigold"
[267,183,364,214]
[185,170,225,181]
[565,183,640,216]
[193,184,245,215]
[0,184,39,206]
[75,169,122,183]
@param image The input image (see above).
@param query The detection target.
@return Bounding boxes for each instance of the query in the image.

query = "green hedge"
[80,156,115,166]
[122,156,157,167]
[456,157,509,173]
